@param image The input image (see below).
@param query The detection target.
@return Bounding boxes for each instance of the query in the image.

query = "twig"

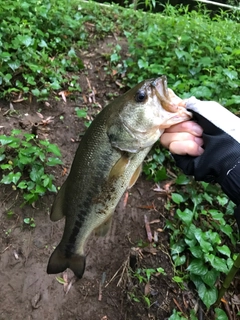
[98,272,106,301]
[105,256,129,288]
[1,245,11,254]
[173,298,188,318]
[222,298,234,320]
[117,258,129,287]
[123,191,129,208]
[144,214,152,242]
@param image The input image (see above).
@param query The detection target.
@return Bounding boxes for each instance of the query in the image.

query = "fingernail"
[192,124,203,136]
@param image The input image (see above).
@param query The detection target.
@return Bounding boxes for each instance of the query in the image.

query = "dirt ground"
[0,35,199,320]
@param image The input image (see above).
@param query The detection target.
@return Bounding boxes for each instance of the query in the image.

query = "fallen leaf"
[61,168,68,176]
[144,282,151,296]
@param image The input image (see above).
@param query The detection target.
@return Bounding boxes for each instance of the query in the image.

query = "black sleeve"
[173,110,240,206]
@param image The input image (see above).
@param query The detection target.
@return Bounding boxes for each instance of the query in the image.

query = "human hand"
[160,120,204,156]
[162,97,240,206]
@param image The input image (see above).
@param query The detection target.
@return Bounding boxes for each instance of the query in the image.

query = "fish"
[47,76,192,279]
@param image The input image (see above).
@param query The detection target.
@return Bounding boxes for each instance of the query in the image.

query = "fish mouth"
[159,108,192,129]
[151,76,186,113]
[151,76,192,128]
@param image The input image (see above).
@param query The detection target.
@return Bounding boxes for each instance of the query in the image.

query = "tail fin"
[47,246,86,279]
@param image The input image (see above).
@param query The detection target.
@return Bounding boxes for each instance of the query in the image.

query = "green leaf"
[1,172,21,184]
[0,136,15,145]
[24,218,31,224]
[176,208,194,226]
[43,176,50,187]
[221,224,233,238]
[154,167,167,181]
[39,40,48,48]
[194,229,213,253]
[172,255,186,267]
[30,166,44,182]
[18,181,27,189]
[24,192,38,203]
[110,53,120,62]
[205,254,229,273]
[0,52,11,62]
[216,196,228,206]
[137,59,149,69]
[46,157,62,166]
[19,154,32,165]
[20,35,33,47]
[156,267,166,275]
[172,276,184,284]
[217,245,231,258]
[24,133,35,141]
[48,184,57,193]
[47,143,62,157]
[8,60,21,71]
[202,269,219,287]
[75,107,87,118]
[190,309,198,320]
[0,164,13,170]
[197,283,217,308]
[214,308,228,320]
[189,246,203,259]
[172,193,184,204]
[171,242,186,255]
[209,210,225,224]
[190,86,212,99]
[56,276,66,284]
[168,309,186,320]
[223,68,238,80]
[35,184,46,194]
[175,174,190,185]
[184,237,197,247]
[186,259,208,276]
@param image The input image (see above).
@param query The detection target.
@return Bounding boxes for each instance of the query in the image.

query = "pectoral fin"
[109,154,130,179]
[50,181,67,222]
[128,164,142,189]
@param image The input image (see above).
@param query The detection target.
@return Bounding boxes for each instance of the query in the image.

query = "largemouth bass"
[47,76,191,278]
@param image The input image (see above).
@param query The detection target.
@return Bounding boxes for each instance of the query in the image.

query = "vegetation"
[0,129,62,204]
[1,0,240,318]
[0,0,87,100]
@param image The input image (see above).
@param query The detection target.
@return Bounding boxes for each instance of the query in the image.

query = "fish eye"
[135,90,147,103]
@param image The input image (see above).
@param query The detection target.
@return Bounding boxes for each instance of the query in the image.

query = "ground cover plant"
[0,129,62,204]
[0,0,88,100]
[1,0,240,319]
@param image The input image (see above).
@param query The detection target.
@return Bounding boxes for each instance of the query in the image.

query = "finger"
[160,132,203,149]
[164,121,203,136]
[169,140,204,156]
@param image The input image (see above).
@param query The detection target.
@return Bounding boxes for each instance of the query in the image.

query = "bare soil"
[0,35,197,320]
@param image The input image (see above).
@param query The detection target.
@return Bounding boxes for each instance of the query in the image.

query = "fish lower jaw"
[159,113,192,129]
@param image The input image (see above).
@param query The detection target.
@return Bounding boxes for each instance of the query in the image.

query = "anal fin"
[94,215,113,237]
